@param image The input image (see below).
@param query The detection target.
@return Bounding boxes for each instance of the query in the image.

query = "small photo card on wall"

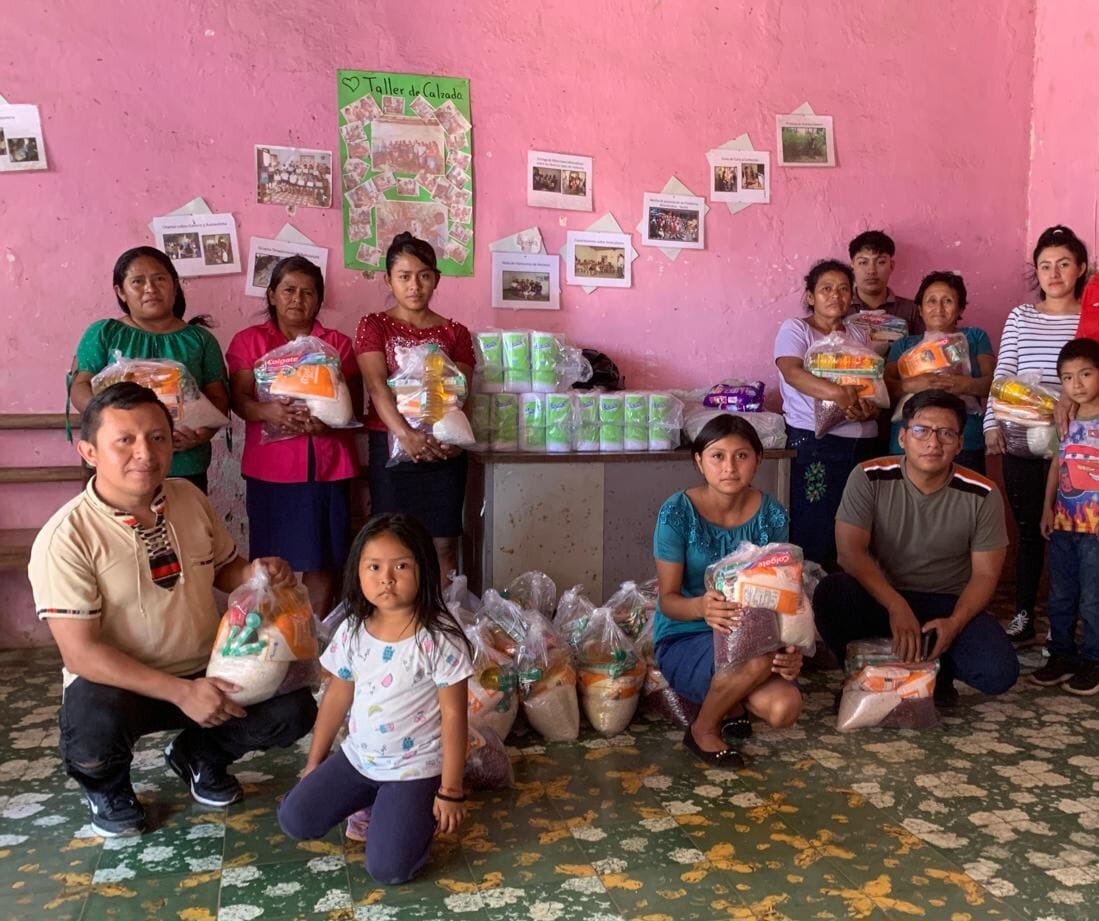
[245,236,329,298]
[527,151,593,212]
[0,103,47,172]
[706,149,770,204]
[492,252,560,310]
[255,145,333,209]
[776,113,835,167]
[564,230,632,289]
[641,192,706,250]
[152,212,242,277]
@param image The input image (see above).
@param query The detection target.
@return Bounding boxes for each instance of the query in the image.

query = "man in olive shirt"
[848,229,924,335]
[814,390,1019,702]
[29,383,316,837]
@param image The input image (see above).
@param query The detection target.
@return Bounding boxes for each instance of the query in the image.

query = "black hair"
[1057,337,1099,375]
[339,514,472,655]
[915,271,968,312]
[80,381,174,443]
[112,246,212,327]
[1032,225,1090,300]
[901,389,966,433]
[848,230,896,259]
[384,231,441,277]
[803,260,854,311]
[691,413,764,458]
[265,256,325,323]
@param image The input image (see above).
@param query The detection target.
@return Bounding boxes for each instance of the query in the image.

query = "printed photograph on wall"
[527,150,593,212]
[640,192,705,250]
[255,146,333,209]
[706,148,771,204]
[564,230,632,288]
[491,252,560,310]
[337,70,473,275]
[776,114,835,167]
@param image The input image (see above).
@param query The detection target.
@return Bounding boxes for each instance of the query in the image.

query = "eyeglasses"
[906,424,961,445]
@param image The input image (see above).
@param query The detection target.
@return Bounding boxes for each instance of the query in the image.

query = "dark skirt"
[246,477,352,572]
[367,430,468,538]
[786,425,877,571]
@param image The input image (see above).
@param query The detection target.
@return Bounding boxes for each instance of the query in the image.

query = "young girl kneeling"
[278,514,473,884]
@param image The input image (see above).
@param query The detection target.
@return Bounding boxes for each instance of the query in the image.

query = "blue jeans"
[813,572,1019,695]
[1047,530,1099,662]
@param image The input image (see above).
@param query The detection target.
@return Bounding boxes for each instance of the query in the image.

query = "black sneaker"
[84,782,146,837]
[1030,655,1078,687]
[164,736,243,807]
[1063,663,1099,697]
[1005,610,1037,645]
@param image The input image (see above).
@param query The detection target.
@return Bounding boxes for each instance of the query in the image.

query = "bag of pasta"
[837,639,939,731]
[464,726,513,790]
[603,580,654,640]
[207,567,319,706]
[502,571,557,618]
[516,613,579,741]
[989,374,1059,459]
[555,584,596,656]
[91,350,229,430]
[805,334,888,437]
[577,607,646,736]
[387,343,475,465]
[253,335,360,443]
[464,619,519,742]
[705,542,816,659]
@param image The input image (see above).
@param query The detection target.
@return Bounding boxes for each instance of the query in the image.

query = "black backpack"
[572,349,625,391]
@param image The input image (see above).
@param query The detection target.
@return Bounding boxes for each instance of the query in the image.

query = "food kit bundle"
[387,343,475,463]
[988,374,1059,459]
[805,334,888,437]
[92,350,230,430]
[576,607,646,736]
[836,638,939,731]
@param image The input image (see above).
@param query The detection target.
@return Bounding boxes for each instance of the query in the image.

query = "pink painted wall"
[1026,0,1099,248]
[1,0,1044,645]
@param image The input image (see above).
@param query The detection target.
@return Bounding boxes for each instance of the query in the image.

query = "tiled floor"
[1,644,1098,921]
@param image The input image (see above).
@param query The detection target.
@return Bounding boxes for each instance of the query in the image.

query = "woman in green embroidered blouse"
[68,247,229,492]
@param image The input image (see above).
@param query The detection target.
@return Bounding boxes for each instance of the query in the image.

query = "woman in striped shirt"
[985,225,1090,644]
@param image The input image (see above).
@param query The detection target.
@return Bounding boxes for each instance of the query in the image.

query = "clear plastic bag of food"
[464,726,514,790]
[502,571,557,618]
[806,334,888,437]
[603,580,655,641]
[577,607,646,736]
[207,567,319,706]
[386,342,474,465]
[897,332,971,378]
[479,589,529,658]
[516,614,579,741]
[836,645,939,731]
[91,350,230,430]
[989,374,1059,459]
[253,335,361,443]
[702,379,765,412]
[705,542,816,655]
[845,311,909,353]
[555,584,596,655]
[444,572,482,625]
[641,666,700,728]
[465,620,519,742]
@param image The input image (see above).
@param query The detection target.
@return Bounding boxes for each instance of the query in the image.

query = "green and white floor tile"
[1,644,1098,920]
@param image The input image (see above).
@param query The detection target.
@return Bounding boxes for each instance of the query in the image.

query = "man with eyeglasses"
[813,389,1020,705]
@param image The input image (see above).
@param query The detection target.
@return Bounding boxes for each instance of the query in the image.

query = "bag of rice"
[517,614,580,741]
[207,567,319,706]
[503,571,558,617]
[577,607,645,736]
[465,619,519,742]
[705,542,816,655]
[464,726,513,790]
[603,580,654,640]
[555,584,596,655]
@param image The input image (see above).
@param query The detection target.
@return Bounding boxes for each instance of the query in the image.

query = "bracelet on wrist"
[434,790,466,803]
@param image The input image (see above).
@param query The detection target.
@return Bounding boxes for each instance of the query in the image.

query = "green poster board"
[337,70,473,276]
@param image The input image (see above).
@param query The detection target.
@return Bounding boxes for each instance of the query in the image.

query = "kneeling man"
[814,390,1019,703]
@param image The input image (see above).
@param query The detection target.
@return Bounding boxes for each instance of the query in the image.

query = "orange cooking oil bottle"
[422,345,447,423]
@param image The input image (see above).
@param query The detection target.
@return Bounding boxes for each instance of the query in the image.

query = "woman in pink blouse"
[227,256,361,616]
[355,233,475,580]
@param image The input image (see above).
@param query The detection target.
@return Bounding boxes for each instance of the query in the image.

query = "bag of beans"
[464,619,519,742]
[464,726,513,790]
[641,666,700,728]
[517,614,580,741]
[577,608,645,736]
[555,584,596,655]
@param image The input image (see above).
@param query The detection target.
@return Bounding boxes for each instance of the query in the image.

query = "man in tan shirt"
[29,383,316,837]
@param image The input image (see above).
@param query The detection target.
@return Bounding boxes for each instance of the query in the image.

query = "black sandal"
[682,727,744,768]
[720,711,752,746]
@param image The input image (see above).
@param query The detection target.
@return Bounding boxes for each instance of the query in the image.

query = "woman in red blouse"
[355,232,475,580]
